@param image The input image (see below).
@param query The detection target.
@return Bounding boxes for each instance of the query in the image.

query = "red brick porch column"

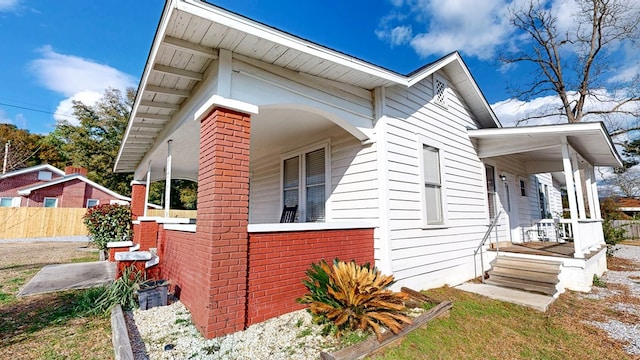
[130,181,146,220]
[191,107,251,338]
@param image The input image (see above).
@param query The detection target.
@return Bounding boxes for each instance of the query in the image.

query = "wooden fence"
[0,207,88,239]
[146,209,197,218]
[612,220,640,239]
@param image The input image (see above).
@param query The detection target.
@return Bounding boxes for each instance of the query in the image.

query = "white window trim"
[86,199,99,208]
[43,197,58,208]
[1,197,13,207]
[483,160,498,222]
[280,139,331,223]
[418,135,448,228]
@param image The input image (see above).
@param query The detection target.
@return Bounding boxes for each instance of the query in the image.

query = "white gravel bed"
[579,245,640,356]
[131,302,342,360]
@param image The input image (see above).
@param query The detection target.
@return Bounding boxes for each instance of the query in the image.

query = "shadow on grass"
[0,288,104,348]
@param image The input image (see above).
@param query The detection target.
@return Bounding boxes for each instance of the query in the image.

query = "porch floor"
[490,241,576,258]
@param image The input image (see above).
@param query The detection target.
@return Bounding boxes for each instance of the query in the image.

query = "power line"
[0,101,76,121]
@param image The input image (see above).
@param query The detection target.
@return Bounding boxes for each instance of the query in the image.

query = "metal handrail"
[473,210,503,283]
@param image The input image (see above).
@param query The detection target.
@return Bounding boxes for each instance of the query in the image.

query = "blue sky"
[0,0,638,135]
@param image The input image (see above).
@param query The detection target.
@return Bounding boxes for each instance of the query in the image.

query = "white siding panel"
[382,71,495,290]
[249,126,379,224]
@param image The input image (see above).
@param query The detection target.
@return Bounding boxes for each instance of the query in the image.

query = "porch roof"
[468,122,623,170]
[114,0,499,174]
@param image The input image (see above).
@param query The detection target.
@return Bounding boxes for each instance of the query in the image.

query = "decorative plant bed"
[320,288,453,360]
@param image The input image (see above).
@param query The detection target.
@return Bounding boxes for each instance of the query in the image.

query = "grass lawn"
[0,242,113,359]
[369,255,640,360]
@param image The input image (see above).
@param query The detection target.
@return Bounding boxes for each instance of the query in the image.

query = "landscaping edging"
[320,300,453,360]
[111,304,135,360]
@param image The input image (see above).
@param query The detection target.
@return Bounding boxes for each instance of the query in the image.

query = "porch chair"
[280,205,298,223]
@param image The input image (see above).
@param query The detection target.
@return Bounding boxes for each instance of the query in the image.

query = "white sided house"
[114,0,623,338]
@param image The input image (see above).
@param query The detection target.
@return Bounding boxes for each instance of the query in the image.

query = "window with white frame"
[433,76,448,108]
[282,144,328,222]
[43,197,58,208]
[420,140,447,226]
[0,197,13,207]
[485,164,496,219]
[38,171,52,181]
[86,199,99,208]
[538,183,550,219]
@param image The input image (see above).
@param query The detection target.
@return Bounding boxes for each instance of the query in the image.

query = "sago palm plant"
[298,259,411,340]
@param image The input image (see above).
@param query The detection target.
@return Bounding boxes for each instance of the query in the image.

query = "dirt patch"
[0,241,111,359]
[608,256,640,272]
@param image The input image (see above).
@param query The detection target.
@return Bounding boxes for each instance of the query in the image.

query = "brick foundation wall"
[157,227,199,306]
[246,228,374,326]
[136,221,159,251]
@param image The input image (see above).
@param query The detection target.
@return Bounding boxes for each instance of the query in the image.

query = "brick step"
[488,267,559,285]
[485,276,557,296]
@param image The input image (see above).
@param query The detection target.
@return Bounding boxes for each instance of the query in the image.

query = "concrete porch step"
[488,267,560,284]
[485,276,557,296]
[492,257,562,274]
[485,255,562,296]
[456,283,555,311]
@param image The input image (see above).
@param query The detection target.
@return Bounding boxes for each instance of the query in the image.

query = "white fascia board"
[177,0,406,86]
[17,174,131,201]
[1,164,65,179]
[115,0,178,173]
[468,122,605,138]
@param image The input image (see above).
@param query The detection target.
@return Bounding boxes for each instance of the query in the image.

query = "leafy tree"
[148,180,197,210]
[0,124,63,172]
[501,0,640,136]
[50,88,134,196]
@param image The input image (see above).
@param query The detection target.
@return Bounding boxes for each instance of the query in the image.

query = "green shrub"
[298,259,411,341]
[83,204,132,253]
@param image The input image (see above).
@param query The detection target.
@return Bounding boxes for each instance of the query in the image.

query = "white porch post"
[584,165,596,219]
[144,161,151,217]
[561,138,583,258]
[572,155,586,219]
[590,166,602,219]
[164,140,173,218]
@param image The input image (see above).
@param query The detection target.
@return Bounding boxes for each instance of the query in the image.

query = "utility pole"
[2,140,9,174]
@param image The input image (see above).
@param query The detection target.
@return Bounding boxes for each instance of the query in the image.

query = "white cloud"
[0,0,20,12]
[30,46,136,125]
[377,0,514,59]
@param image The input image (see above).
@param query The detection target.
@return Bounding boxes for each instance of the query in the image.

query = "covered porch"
[470,122,623,259]
[469,122,623,294]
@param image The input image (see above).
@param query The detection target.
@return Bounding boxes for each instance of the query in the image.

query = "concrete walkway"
[455,283,556,311]
[18,261,116,296]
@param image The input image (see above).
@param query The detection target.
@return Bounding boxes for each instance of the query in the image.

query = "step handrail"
[474,210,503,283]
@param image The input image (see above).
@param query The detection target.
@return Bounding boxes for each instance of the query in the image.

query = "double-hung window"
[282,143,328,222]
[485,164,496,219]
[419,138,447,226]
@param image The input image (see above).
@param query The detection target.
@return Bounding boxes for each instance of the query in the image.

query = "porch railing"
[474,211,503,284]
[527,218,604,258]
[573,219,604,257]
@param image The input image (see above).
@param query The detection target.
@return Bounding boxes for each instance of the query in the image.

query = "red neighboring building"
[0,164,130,208]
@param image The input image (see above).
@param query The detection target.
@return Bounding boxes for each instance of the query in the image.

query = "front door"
[501,173,520,242]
